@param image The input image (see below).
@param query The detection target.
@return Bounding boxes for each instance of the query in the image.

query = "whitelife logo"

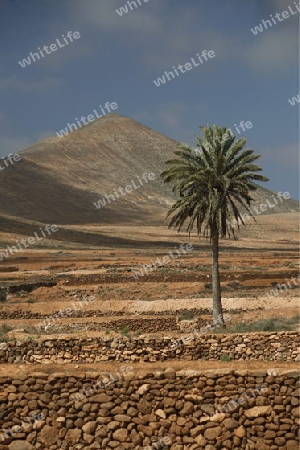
[56,102,118,138]
[0,224,58,261]
[0,413,45,443]
[206,385,268,417]
[192,120,253,156]
[71,366,134,403]
[18,31,81,68]
[228,191,291,230]
[34,295,96,332]
[0,153,21,171]
[250,2,300,35]
[266,274,300,298]
[93,172,155,209]
[116,0,150,16]
[132,243,193,280]
[153,50,215,87]
[288,91,300,106]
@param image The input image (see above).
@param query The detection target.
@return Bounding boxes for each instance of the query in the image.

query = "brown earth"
[0,213,299,378]
[0,114,298,234]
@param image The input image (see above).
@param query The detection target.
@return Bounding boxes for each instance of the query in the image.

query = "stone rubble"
[0,332,299,364]
[0,369,299,449]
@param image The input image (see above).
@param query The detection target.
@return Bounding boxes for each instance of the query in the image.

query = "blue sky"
[0,0,299,198]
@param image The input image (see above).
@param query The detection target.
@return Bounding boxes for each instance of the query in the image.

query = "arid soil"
[0,215,299,378]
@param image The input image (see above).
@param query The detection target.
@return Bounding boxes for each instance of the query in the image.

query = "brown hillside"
[0,114,298,229]
[0,114,177,225]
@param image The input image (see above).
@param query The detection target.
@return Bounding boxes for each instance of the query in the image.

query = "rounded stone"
[204,426,221,441]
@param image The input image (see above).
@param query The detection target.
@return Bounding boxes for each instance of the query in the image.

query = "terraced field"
[0,221,299,449]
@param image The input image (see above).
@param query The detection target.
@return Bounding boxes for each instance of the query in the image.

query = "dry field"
[0,213,299,376]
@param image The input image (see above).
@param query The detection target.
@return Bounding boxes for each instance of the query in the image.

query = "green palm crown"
[161,125,269,238]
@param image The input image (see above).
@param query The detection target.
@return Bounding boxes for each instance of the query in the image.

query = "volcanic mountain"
[0,114,298,230]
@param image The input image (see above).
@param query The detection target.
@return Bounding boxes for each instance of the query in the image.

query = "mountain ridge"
[0,114,298,230]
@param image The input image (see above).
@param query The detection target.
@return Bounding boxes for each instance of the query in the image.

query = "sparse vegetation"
[119,323,130,337]
[98,286,114,301]
[220,353,231,361]
[235,292,258,298]
[215,316,300,333]
[196,265,210,271]
[0,289,7,303]
[27,298,35,303]
[221,287,231,292]
[227,281,241,288]
[179,309,195,321]
[0,323,13,341]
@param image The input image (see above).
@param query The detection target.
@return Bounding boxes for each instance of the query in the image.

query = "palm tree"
[161,125,269,327]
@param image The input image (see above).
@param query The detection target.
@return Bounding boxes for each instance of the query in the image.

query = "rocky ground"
[0,220,299,449]
[0,223,299,344]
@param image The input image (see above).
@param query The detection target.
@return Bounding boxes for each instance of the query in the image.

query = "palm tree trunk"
[211,225,225,327]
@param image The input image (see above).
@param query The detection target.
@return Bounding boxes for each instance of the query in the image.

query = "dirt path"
[0,360,298,378]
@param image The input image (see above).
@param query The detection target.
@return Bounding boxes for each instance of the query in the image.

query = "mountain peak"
[1,116,298,227]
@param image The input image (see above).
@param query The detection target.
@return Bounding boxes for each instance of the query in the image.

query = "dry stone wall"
[0,307,213,320]
[0,332,299,364]
[0,368,299,449]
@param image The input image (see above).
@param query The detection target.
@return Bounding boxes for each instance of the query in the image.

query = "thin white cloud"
[0,136,32,158]
[35,33,92,70]
[244,23,299,74]
[159,103,192,128]
[0,130,55,158]
[0,76,62,92]
[34,130,56,141]
[264,143,299,168]
[68,1,298,76]
[253,0,300,19]
[134,101,207,136]
[70,0,163,34]
[0,112,6,125]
